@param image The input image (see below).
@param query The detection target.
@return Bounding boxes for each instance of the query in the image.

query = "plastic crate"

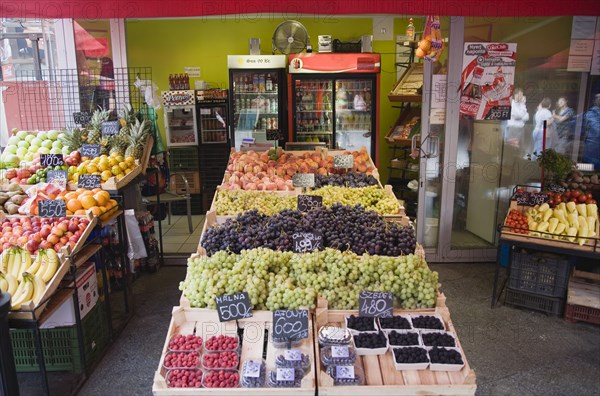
[565,304,600,325]
[169,147,199,171]
[10,301,109,373]
[509,251,571,297]
[504,288,565,316]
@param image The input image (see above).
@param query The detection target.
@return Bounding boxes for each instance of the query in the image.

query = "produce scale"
[153,146,478,395]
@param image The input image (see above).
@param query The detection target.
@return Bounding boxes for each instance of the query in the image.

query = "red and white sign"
[288,53,381,74]
[459,42,517,120]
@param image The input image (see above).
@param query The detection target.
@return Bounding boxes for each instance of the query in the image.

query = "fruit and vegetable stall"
[153,147,477,395]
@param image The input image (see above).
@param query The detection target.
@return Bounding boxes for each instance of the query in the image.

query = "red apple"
[68,222,79,233]
[47,234,59,244]
[60,236,68,245]
[40,241,53,249]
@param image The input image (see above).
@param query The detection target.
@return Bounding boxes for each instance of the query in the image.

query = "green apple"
[62,147,71,156]
[4,145,18,154]
[49,147,62,155]
[24,152,34,162]
[38,147,50,155]
[25,134,36,143]
[47,130,59,140]
[30,137,42,147]
[7,136,19,146]
[37,132,48,141]
[28,145,40,153]
[52,141,63,149]
[42,140,53,149]
[16,130,28,140]
[0,153,19,167]
[16,147,28,158]
[57,132,66,140]
[17,140,30,149]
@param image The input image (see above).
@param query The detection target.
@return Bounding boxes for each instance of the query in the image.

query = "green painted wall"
[126,16,418,182]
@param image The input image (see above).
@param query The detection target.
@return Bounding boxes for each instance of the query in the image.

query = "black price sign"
[547,184,566,194]
[101,121,120,136]
[266,129,282,141]
[38,199,67,218]
[78,174,102,189]
[215,292,253,322]
[513,192,549,206]
[292,231,323,253]
[334,155,354,169]
[292,173,315,188]
[359,291,393,318]
[73,111,92,125]
[40,154,64,167]
[297,195,322,212]
[46,170,68,187]
[80,144,101,157]
[272,310,309,341]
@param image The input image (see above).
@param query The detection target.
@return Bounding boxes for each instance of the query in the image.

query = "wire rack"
[15,67,152,131]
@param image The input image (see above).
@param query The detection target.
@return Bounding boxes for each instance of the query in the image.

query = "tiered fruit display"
[180,248,437,310]
[0,130,65,168]
[222,148,377,191]
[202,204,415,256]
[214,185,400,216]
[525,202,598,244]
[69,153,137,184]
[55,188,117,217]
[0,216,91,253]
[0,247,61,310]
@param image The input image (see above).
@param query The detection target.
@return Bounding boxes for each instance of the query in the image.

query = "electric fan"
[272,20,309,54]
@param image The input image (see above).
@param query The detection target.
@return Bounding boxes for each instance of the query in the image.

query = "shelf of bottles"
[294,79,333,147]
[199,105,228,144]
[166,107,198,146]
[232,72,280,133]
[335,79,374,151]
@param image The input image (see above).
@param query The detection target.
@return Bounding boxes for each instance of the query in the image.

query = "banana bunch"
[0,248,60,310]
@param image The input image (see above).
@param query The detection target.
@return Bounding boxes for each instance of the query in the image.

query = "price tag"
[297,195,322,212]
[292,173,315,188]
[73,111,92,125]
[215,292,252,322]
[78,174,102,189]
[80,144,101,158]
[547,184,566,194]
[38,200,67,218]
[46,170,68,188]
[332,346,349,358]
[276,368,295,381]
[40,154,64,167]
[335,365,355,379]
[359,291,393,318]
[243,360,261,378]
[284,349,302,361]
[101,121,120,136]
[292,231,323,253]
[334,154,354,169]
[266,129,282,141]
[272,310,309,341]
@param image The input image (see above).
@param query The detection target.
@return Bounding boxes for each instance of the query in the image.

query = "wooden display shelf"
[500,202,600,254]
[152,307,316,395]
[388,63,423,103]
[385,106,421,144]
[314,296,476,396]
[70,243,102,269]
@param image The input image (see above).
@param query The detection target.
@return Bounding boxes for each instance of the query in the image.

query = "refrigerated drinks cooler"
[162,90,198,147]
[287,53,380,161]
[227,55,287,150]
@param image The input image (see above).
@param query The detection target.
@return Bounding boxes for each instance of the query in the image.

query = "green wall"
[126,16,417,182]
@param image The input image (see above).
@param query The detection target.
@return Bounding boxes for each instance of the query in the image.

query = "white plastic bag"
[134,77,161,110]
[125,209,147,265]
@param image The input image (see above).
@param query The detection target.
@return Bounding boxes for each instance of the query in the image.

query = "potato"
[5,202,19,215]
[7,183,23,192]
[0,192,9,205]
[8,194,26,205]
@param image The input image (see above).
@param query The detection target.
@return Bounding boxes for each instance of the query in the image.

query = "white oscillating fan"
[272,20,310,54]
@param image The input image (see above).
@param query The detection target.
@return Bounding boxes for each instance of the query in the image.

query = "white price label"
[331,346,349,358]
[285,349,302,361]
[335,365,355,379]
[276,368,295,381]
[243,360,261,378]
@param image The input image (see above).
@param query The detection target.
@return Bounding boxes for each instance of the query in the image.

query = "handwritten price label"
[292,173,315,188]
[334,155,354,169]
[297,195,322,212]
[215,292,253,322]
[73,111,92,125]
[359,291,393,318]
[38,200,67,218]
[266,129,282,141]
[80,144,101,157]
[292,232,323,253]
[40,154,64,167]
[46,170,68,188]
[272,310,309,341]
[78,174,102,189]
[101,121,120,136]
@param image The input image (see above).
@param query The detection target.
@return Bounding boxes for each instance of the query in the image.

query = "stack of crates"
[504,249,572,316]
[168,147,202,215]
[565,270,600,325]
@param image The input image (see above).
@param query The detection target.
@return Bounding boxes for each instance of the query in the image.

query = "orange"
[92,188,102,194]
[66,210,74,216]
[90,206,103,216]
[74,209,86,215]
[93,191,110,206]
[80,195,97,210]
[67,198,82,212]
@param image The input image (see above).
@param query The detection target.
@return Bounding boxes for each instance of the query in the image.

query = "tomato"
[572,190,581,198]
[555,196,562,204]
[578,195,588,203]
[564,191,571,198]
[587,193,593,200]
[548,199,555,206]
[591,199,597,204]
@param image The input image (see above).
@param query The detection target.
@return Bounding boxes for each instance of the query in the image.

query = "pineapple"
[125,119,150,160]
[109,135,127,156]
[59,128,85,152]
[99,136,110,155]
[88,109,110,144]
[117,104,136,140]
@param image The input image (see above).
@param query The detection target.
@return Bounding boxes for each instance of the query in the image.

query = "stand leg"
[0,293,20,396]
[492,243,504,308]
[32,325,50,396]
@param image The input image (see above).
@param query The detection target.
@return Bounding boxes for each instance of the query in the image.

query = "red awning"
[1,0,599,19]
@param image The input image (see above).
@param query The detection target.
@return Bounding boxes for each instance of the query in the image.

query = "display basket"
[508,251,572,298]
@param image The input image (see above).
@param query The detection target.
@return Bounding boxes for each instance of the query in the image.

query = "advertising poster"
[460,43,517,120]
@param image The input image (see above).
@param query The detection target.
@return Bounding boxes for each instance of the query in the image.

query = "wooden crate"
[567,270,600,309]
[500,202,600,254]
[152,307,316,395]
[314,296,476,395]
[388,63,423,103]
[385,107,421,144]
[171,171,200,195]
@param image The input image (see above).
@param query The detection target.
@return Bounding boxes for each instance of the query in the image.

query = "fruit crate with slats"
[565,270,600,325]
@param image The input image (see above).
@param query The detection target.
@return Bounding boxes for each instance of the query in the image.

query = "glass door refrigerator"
[227,55,287,150]
[161,90,198,147]
[287,53,380,162]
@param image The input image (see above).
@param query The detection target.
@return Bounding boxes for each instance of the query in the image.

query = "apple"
[40,227,51,238]
[54,243,63,252]
[68,222,79,233]
[52,141,63,149]
[47,130,59,140]
[17,140,30,149]
[37,132,48,141]
[4,144,18,154]
[62,147,71,156]
[26,240,39,252]
[60,236,69,245]
[16,130,28,140]
[47,234,59,244]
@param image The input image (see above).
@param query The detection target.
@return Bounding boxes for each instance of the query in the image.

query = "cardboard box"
[41,262,99,329]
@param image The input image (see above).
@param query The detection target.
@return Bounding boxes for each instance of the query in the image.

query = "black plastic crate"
[169,147,199,171]
[509,251,571,297]
[505,288,565,316]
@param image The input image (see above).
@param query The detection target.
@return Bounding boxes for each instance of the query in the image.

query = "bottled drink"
[252,74,259,92]
[406,18,415,40]
[266,74,273,91]
[259,74,266,92]
[168,74,173,90]
[271,100,278,113]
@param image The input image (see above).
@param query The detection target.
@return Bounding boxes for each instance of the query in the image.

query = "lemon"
[119,162,129,171]
[109,158,118,167]
[111,165,122,176]
[116,173,125,181]
[125,156,135,166]
[86,164,99,174]
[101,170,113,181]
[115,155,124,163]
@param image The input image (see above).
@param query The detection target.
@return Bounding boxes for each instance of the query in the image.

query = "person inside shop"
[503,87,529,149]
[552,96,575,156]
[582,93,600,171]
[532,97,555,159]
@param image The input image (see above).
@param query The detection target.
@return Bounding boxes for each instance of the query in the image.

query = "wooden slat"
[568,280,600,309]
[401,369,422,385]
[434,371,452,385]
[379,353,405,385]
[418,369,437,385]
[362,355,384,385]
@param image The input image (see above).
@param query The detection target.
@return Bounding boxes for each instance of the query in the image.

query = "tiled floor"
[156,215,205,254]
